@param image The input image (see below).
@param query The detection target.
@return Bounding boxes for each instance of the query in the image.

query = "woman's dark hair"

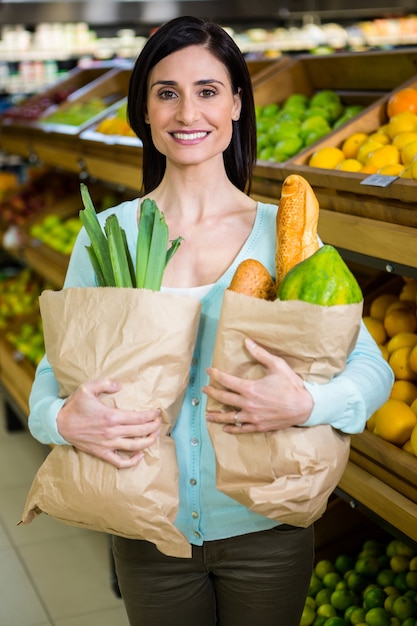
[127,15,256,194]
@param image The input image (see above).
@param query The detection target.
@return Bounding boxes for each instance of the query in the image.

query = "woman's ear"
[232,88,242,121]
[144,110,150,124]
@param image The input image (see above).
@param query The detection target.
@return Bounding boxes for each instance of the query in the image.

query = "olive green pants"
[112,523,314,626]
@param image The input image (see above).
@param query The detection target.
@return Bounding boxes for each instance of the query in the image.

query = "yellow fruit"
[377,163,405,176]
[367,412,377,432]
[411,398,417,416]
[401,140,417,165]
[402,439,414,453]
[336,158,363,172]
[386,299,415,314]
[392,132,417,150]
[411,344,417,373]
[342,132,368,159]
[360,164,378,174]
[410,156,417,181]
[389,346,417,381]
[400,166,413,178]
[368,131,390,145]
[387,331,417,353]
[309,147,345,169]
[410,424,417,454]
[384,307,417,337]
[363,316,387,344]
[390,380,417,405]
[388,112,417,139]
[366,145,400,170]
[372,398,417,445]
[399,280,417,302]
[370,293,399,320]
[379,344,389,360]
[357,139,385,164]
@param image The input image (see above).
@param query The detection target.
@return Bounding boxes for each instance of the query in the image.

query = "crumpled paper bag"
[20,287,202,558]
[207,289,363,527]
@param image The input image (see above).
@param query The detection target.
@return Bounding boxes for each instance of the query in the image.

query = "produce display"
[0,267,44,328]
[256,90,364,162]
[5,317,44,367]
[0,169,79,226]
[301,535,417,626]
[93,101,136,138]
[28,214,82,256]
[364,278,417,454]
[1,85,76,121]
[307,87,417,179]
[40,97,109,126]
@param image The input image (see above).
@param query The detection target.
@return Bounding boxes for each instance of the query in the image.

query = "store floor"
[0,398,130,626]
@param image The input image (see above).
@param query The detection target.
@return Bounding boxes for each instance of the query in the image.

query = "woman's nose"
[176,96,200,124]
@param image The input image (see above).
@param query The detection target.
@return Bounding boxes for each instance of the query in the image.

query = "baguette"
[275,174,320,285]
[228,259,276,301]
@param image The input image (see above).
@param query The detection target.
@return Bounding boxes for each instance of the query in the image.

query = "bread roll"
[229,259,276,301]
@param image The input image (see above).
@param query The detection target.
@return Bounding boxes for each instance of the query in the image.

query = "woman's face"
[145,45,241,167]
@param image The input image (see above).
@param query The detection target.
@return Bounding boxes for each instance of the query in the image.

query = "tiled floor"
[0,397,130,626]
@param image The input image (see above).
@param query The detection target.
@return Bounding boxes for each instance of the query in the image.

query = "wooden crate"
[0,65,116,159]
[285,75,417,206]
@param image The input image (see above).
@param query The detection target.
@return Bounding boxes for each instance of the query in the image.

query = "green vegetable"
[277,245,363,306]
[79,183,183,289]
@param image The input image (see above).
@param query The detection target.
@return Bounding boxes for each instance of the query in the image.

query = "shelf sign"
[360,174,400,187]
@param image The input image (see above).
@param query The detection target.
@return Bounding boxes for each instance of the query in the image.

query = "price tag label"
[360,174,399,187]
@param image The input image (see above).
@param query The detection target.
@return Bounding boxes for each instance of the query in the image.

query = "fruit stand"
[1,51,417,566]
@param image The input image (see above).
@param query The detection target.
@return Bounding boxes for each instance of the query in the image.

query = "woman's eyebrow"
[150,79,225,89]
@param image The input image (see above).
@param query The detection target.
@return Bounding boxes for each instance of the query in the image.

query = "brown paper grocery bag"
[20,287,201,558]
[207,289,363,527]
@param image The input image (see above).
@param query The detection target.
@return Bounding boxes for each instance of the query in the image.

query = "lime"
[316,603,337,619]
[308,574,324,597]
[306,596,316,608]
[394,571,409,592]
[355,556,380,577]
[335,554,355,575]
[364,586,387,609]
[344,605,362,621]
[316,588,333,606]
[376,569,395,587]
[384,593,399,612]
[393,541,415,557]
[330,589,355,611]
[402,618,417,626]
[323,572,342,590]
[346,572,369,593]
[300,603,316,626]
[362,540,384,556]
[392,595,417,620]
[312,617,328,626]
[335,580,348,591]
[321,617,348,626]
[350,607,367,624]
[315,560,336,580]
[391,555,411,572]
[364,606,391,626]
[407,571,417,590]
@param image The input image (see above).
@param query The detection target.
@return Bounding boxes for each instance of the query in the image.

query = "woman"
[28,15,394,626]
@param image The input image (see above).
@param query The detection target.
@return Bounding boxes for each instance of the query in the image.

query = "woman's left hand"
[203,338,314,433]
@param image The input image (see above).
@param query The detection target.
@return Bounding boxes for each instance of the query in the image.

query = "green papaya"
[277,244,363,306]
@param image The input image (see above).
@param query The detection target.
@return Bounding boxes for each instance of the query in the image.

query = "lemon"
[392,131,417,149]
[341,132,368,158]
[370,293,399,320]
[388,112,417,139]
[389,346,417,381]
[390,380,417,405]
[336,158,363,172]
[309,147,345,169]
[400,280,417,301]
[410,155,417,180]
[402,140,417,165]
[387,332,417,353]
[363,316,387,344]
[378,344,389,360]
[368,131,390,145]
[403,439,414,453]
[411,344,417,374]
[357,139,385,164]
[366,144,400,170]
[384,307,417,337]
[411,398,417,416]
[372,399,417,445]
[410,423,417,454]
[377,163,405,176]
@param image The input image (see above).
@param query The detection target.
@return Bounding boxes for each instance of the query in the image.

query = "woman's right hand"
[56,378,162,468]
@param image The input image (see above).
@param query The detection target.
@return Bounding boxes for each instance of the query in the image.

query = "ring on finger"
[234,411,242,427]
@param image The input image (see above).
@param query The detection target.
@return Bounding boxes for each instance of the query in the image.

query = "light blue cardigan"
[28,199,394,544]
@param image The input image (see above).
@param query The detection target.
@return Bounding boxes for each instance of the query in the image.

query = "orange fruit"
[363,316,387,344]
[309,147,345,169]
[389,346,417,381]
[336,158,363,172]
[370,293,399,320]
[341,132,368,159]
[384,307,417,337]
[390,380,417,405]
[386,331,417,354]
[411,344,417,373]
[387,87,417,118]
[387,112,417,140]
[372,399,417,445]
[401,140,417,165]
[392,132,417,150]
[366,145,400,170]
[377,163,405,176]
